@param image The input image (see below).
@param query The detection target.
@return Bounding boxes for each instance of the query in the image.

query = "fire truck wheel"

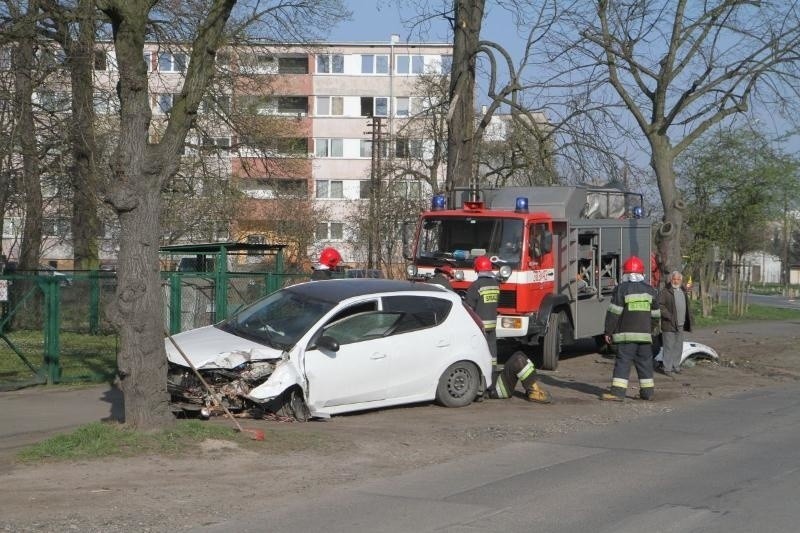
[436,361,480,408]
[541,311,563,371]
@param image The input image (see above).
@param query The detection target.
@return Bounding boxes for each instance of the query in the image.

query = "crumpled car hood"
[165,325,284,369]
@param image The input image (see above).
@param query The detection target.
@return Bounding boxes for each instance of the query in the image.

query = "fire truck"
[404,186,653,370]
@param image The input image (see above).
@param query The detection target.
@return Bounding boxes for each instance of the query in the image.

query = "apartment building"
[0,38,452,269]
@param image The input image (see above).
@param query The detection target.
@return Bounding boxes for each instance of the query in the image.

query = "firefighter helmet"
[318,247,342,268]
[622,255,644,274]
[474,256,493,272]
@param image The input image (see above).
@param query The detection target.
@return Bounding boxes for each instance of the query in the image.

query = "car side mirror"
[316,335,340,352]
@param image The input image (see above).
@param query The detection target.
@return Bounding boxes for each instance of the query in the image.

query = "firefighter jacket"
[310,268,332,281]
[658,284,693,333]
[604,279,660,343]
[466,273,500,331]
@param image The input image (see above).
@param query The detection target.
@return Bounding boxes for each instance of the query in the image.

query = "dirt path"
[2,320,799,532]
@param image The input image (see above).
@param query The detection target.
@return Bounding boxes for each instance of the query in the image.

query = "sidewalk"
[0,384,123,454]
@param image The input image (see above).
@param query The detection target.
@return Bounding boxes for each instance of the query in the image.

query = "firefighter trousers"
[490,351,537,399]
[609,342,655,400]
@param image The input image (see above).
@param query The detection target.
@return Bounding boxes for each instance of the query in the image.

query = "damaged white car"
[166,279,493,420]
[654,341,720,367]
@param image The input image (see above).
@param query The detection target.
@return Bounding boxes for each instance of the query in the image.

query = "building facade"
[1,38,452,271]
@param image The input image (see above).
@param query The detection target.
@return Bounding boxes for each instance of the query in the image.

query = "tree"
[95,0,348,428]
[568,0,800,275]
[680,127,799,316]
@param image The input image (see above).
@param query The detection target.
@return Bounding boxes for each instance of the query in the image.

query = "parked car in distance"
[37,264,72,286]
[166,278,492,420]
[344,268,385,279]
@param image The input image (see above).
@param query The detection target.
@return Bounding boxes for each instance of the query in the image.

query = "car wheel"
[541,311,563,371]
[277,387,311,422]
[436,361,480,408]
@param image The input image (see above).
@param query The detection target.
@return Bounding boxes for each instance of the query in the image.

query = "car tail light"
[463,302,484,331]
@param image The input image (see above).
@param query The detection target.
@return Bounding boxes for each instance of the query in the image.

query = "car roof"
[288,278,446,303]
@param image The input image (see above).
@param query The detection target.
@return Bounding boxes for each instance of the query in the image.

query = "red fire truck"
[404,186,653,370]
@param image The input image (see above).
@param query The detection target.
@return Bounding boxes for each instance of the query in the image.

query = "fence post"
[214,249,228,321]
[169,273,182,335]
[42,277,61,384]
[89,269,100,335]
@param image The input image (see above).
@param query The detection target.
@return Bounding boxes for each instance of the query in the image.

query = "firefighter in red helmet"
[466,256,551,404]
[600,255,661,401]
[311,247,342,280]
[427,264,454,290]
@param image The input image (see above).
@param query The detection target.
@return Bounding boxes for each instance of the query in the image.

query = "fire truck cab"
[404,186,652,370]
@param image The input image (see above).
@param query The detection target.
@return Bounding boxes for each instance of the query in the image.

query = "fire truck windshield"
[416,217,524,268]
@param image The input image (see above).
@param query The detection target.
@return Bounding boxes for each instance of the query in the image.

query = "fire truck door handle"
[436,339,450,347]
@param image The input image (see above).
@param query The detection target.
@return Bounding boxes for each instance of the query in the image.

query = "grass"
[16,419,333,463]
[693,302,800,328]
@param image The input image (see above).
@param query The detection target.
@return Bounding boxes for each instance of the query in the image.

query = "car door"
[304,309,403,408]
[381,295,454,399]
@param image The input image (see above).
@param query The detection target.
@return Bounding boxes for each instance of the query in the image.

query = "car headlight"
[406,264,418,278]
[453,270,464,281]
[498,265,512,281]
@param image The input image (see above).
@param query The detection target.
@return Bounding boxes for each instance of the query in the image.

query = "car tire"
[436,361,480,408]
[277,387,311,422]
[541,311,563,371]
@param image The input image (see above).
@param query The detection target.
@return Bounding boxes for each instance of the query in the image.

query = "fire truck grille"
[498,290,517,308]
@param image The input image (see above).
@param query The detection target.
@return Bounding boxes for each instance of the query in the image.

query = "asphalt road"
[719,289,800,310]
[202,384,800,533]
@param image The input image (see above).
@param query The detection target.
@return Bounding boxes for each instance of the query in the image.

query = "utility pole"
[364,117,386,269]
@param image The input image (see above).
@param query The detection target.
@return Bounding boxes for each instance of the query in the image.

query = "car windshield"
[415,217,524,268]
[218,289,335,350]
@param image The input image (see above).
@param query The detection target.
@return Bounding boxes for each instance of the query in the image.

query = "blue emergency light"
[431,194,446,210]
[515,197,529,213]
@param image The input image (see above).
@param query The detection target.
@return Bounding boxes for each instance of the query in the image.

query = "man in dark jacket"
[601,255,661,401]
[427,264,454,290]
[658,270,693,374]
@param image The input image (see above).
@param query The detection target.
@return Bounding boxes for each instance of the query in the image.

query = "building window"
[239,178,308,199]
[36,91,71,113]
[316,54,344,74]
[360,139,389,158]
[361,54,389,74]
[316,180,344,199]
[0,48,11,70]
[202,136,232,151]
[316,96,344,116]
[359,180,372,199]
[94,91,119,115]
[395,97,423,117]
[440,55,453,73]
[158,52,187,73]
[42,217,71,237]
[316,222,344,240]
[395,138,424,159]
[278,56,308,74]
[396,55,424,74]
[154,93,180,115]
[201,94,231,115]
[360,96,388,117]
[240,135,308,156]
[314,138,344,158]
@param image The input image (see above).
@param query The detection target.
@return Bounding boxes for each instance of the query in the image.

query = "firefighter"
[465,257,553,404]
[465,256,500,362]
[427,264,454,290]
[311,247,341,280]
[601,255,661,401]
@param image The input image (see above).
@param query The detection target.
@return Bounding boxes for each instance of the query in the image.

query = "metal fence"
[0,269,307,391]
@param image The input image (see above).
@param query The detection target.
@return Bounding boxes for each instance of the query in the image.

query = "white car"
[654,341,720,367]
[166,279,493,420]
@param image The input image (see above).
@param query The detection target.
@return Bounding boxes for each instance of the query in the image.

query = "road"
[203,384,800,533]
[719,289,800,310]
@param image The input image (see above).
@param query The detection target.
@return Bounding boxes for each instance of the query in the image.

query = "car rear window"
[382,295,452,334]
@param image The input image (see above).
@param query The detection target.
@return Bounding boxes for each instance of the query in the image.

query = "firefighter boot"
[526,382,552,404]
[600,386,626,402]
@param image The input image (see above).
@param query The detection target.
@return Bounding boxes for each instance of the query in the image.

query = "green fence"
[0,269,307,391]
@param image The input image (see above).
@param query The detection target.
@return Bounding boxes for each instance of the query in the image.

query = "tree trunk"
[14,6,42,273]
[68,0,101,271]
[446,0,484,192]
[650,136,683,276]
